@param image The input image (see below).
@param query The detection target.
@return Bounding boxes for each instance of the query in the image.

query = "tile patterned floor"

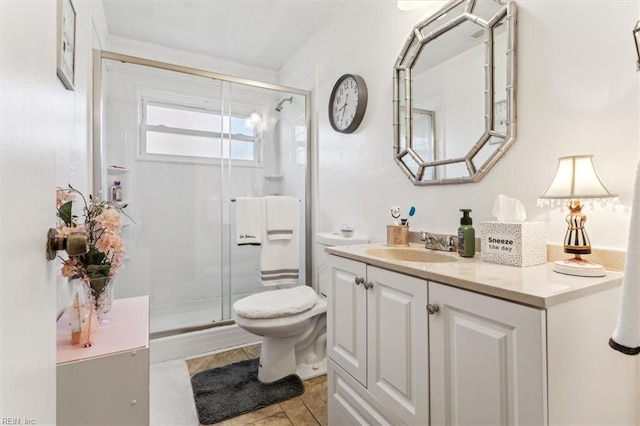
[186,344,328,426]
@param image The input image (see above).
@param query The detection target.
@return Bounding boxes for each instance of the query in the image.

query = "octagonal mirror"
[393,0,517,185]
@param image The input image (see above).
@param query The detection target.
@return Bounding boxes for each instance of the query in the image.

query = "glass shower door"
[222,82,308,319]
[101,59,227,334]
[99,54,310,336]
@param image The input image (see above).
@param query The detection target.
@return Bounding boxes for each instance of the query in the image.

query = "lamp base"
[553,257,606,277]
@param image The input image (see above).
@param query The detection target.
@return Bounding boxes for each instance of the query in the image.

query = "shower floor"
[150,297,223,334]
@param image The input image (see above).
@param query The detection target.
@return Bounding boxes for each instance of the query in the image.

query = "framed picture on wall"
[56,0,76,91]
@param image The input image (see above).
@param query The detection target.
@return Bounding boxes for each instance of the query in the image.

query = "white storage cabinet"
[56,296,150,425]
[327,255,546,425]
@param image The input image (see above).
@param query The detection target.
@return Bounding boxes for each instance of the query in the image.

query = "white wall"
[1,0,97,422]
[280,1,640,252]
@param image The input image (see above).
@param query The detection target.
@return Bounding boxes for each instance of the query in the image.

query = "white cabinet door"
[328,360,404,426]
[327,255,368,386]
[429,282,546,426]
[57,349,150,425]
[367,266,429,425]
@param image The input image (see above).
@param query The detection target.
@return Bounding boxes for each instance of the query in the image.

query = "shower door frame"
[92,49,314,323]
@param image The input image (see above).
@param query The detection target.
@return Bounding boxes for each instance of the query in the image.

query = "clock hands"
[333,94,349,127]
[340,94,349,124]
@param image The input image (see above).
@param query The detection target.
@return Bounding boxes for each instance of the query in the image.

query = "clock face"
[329,74,367,133]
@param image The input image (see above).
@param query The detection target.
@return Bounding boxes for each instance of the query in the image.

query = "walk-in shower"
[93,51,311,359]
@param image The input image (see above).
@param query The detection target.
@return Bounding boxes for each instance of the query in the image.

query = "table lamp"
[538,155,617,277]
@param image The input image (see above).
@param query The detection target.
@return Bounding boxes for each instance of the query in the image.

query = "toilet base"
[257,337,327,383]
[256,317,327,384]
[296,358,327,381]
[258,336,297,383]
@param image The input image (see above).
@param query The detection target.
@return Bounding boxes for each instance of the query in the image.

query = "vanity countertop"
[326,244,623,309]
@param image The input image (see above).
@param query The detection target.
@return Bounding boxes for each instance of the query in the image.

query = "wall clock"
[328,74,368,134]
[56,0,76,91]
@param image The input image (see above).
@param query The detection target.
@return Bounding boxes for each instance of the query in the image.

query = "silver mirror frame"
[393,0,518,185]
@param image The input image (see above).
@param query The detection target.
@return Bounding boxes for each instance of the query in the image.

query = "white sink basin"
[365,247,458,263]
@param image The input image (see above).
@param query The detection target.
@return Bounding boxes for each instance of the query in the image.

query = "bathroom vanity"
[56,296,150,425]
[326,244,637,425]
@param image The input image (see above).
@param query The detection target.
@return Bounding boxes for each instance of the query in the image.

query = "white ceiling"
[101,0,347,71]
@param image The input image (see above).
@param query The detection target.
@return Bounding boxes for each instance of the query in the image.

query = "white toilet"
[232,231,369,383]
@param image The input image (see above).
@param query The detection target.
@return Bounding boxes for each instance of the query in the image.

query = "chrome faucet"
[420,232,456,252]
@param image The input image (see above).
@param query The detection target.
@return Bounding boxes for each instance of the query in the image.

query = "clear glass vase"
[89,277,113,326]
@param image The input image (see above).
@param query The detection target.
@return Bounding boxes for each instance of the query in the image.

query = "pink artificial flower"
[56,225,75,238]
[95,233,125,258]
[56,225,88,237]
[61,257,82,278]
[55,186,127,282]
[109,253,126,276]
[56,189,75,208]
[95,209,122,234]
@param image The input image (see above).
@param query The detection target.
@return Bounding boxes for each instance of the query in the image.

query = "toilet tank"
[315,232,369,297]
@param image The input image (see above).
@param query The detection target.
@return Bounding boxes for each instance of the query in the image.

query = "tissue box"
[480,221,547,267]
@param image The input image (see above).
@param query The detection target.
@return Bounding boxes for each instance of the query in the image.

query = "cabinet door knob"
[426,303,440,315]
[363,281,374,290]
[354,277,364,285]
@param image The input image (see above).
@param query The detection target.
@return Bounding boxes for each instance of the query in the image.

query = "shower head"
[275,97,293,112]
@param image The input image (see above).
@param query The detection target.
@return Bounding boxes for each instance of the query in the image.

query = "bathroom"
[2,0,640,424]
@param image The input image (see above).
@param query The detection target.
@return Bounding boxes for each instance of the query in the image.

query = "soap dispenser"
[457,209,475,258]
[111,181,122,203]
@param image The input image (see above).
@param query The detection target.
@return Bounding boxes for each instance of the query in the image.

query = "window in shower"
[140,97,259,162]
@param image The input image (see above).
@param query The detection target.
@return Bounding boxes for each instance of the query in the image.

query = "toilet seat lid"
[233,286,318,319]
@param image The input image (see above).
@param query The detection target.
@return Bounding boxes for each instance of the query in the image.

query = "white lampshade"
[539,155,616,201]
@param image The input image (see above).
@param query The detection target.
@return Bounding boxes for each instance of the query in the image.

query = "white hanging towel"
[265,195,298,240]
[234,197,263,245]
[261,196,300,286]
[610,159,640,355]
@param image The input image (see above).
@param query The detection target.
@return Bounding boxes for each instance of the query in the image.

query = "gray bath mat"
[190,357,304,424]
